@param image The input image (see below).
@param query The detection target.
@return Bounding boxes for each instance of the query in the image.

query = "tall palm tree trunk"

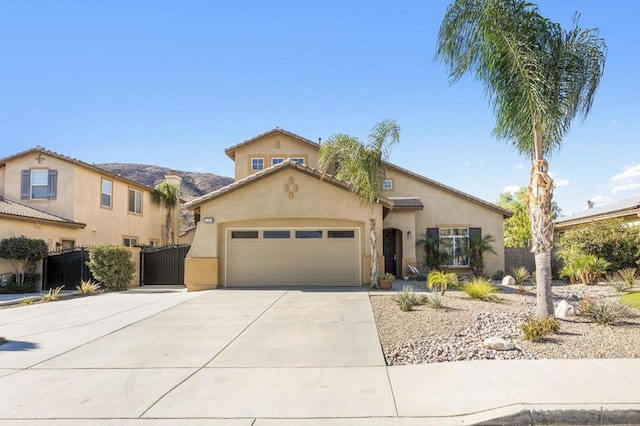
[166,208,174,245]
[369,210,379,289]
[529,155,555,317]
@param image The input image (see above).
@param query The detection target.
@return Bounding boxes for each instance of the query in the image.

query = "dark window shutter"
[21,170,30,199]
[469,227,482,269]
[426,227,440,258]
[47,169,57,200]
[469,227,481,239]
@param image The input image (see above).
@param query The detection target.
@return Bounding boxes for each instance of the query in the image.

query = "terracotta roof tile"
[389,197,424,209]
[0,196,85,228]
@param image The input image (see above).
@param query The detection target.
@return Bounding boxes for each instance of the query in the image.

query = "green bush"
[87,246,135,291]
[0,236,48,288]
[463,277,499,301]
[416,273,427,282]
[557,219,638,273]
[6,273,40,294]
[491,270,505,280]
[521,316,560,342]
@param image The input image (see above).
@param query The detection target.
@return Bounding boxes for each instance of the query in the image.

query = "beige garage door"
[226,228,360,287]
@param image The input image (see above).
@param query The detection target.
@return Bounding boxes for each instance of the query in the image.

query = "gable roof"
[0,196,86,228]
[223,128,511,218]
[0,147,156,193]
[555,194,640,228]
[185,158,393,209]
[224,128,321,160]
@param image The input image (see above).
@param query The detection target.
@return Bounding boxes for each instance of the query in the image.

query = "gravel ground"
[371,282,640,365]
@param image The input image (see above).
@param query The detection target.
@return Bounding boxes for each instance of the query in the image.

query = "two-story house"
[184,128,511,290]
[0,147,180,274]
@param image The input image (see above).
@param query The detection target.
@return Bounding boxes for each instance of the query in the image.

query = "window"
[101,179,112,208]
[60,239,75,249]
[21,169,57,200]
[128,189,142,214]
[291,157,305,165]
[123,237,138,247]
[264,230,290,239]
[439,228,469,267]
[328,230,355,238]
[382,179,393,190]
[251,158,264,171]
[231,231,259,239]
[149,239,159,248]
[271,158,284,166]
[296,230,322,239]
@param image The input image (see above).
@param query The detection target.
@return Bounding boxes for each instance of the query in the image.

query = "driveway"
[1,286,639,425]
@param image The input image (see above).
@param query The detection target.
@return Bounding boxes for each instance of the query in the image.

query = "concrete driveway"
[1,286,639,425]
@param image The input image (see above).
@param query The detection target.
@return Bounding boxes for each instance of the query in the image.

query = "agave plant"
[616,268,638,288]
[510,267,531,286]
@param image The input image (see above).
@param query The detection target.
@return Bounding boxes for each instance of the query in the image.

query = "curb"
[478,405,640,425]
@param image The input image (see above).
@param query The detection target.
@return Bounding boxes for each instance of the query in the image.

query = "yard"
[371,282,640,366]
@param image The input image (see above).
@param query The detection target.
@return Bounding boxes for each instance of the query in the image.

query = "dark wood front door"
[383,229,397,275]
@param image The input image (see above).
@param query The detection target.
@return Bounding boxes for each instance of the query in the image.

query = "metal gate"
[44,247,94,290]
[140,245,190,285]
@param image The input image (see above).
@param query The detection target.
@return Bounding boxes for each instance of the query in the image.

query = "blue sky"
[1,1,638,216]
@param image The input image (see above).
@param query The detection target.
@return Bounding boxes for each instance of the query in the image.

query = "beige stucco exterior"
[185,129,510,290]
[0,149,180,250]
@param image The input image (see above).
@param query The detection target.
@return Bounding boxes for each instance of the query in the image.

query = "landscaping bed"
[371,282,640,366]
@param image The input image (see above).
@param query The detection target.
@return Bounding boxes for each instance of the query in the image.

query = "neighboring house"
[555,195,640,233]
[184,128,512,290]
[0,147,180,259]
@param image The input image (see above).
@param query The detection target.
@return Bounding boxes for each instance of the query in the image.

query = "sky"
[1,0,638,217]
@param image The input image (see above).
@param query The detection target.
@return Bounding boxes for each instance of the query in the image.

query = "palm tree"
[152,181,180,245]
[318,120,400,288]
[427,270,458,296]
[467,234,497,277]
[437,0,606,316]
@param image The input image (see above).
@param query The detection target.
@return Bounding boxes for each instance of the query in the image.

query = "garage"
[226,228,361,287]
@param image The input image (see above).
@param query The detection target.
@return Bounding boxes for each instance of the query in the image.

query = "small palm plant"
[575,255,609,285]
[427,271,458,296]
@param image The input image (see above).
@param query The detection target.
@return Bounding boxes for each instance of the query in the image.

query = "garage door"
[226,228,360,287]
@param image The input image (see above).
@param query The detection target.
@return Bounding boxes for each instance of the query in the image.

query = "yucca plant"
[511,267,530,286]
[616,268,638,288]
[76,280,101,295]
[463,277,499,302]
[423,290,446,309]
[392,286,420,312]
[427,271,458,296]
[43,286,63,302]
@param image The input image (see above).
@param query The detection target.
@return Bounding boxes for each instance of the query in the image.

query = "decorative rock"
[483,336,515,351]
[502,275,516,286]
[554,299,576,319]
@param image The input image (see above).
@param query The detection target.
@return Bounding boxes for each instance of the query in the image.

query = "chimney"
[586,200,594,209]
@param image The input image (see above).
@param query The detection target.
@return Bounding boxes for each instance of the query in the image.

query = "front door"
[383,229,397,276]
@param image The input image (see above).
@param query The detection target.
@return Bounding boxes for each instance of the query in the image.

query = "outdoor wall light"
[406,231,412,240]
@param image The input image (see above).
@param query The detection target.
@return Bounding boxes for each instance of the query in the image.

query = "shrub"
[510,267,530,286]
[616,268,638,288]
[608,278,631,293]
[18,297,34,306]
[574,255,609,285]
[379,272,395,281]
[578,297,630,325]
[87,246,135,290]
[416,273,427,282]
[576,295,594,315]
[521,316,559,342]
[423,290,446,309]
[43,286,63,302]
[76,280,101,295]
[557,218,638,273]
[0,236,48,288]
[6,273,40,294]
[463,277,499,301]
[491,270,505,280]
[427,271,458,296]
[392,286,420,312]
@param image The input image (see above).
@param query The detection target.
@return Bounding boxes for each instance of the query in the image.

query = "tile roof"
[555,194,640,227]
[185,159,393,209]
[0,146,156,193]
[0,196,86,228]
[389,197,424,210]
[224,128,321,160]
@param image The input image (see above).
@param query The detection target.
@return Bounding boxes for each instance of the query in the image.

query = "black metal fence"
[43,247,94,290]
[140,244,190,285]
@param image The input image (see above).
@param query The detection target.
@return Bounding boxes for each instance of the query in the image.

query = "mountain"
[98,163,233,231]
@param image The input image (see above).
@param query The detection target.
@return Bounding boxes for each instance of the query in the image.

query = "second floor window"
[251,158,264,171]
[101,179,112,208]
[271,158,284,166]
[128,189,142,214]
[21,169,57,200]
[292,157,305,165]
[383,179,393,190]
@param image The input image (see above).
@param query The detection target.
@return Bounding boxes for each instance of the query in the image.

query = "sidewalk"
[0,286,638,425]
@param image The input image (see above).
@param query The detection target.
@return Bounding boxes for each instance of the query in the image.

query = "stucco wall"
[383,169,506,275]
[186,167,382,288]
[232,134,319,181]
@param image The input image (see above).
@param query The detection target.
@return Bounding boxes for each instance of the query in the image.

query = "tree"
[497,188,561,247]
[427,270,458,296]
[152,181,180,245]
[467,233,496,277]
[318,119,400,288]
[0,236,48,286]
[437,0,606,316]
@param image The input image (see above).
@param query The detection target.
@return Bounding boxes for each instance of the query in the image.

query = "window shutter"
[21,170,30,199]
[469,227,482,271]
[426,227,440,259]
[469,228,481,239]
[47,169,57,200]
